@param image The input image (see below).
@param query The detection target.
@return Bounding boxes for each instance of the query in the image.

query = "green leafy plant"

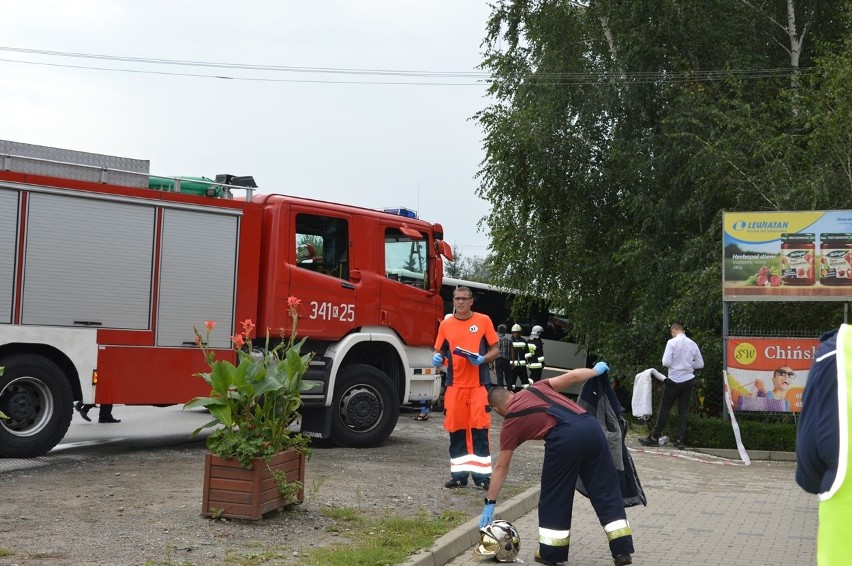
[270,468,304,502]
[184,297,313,471]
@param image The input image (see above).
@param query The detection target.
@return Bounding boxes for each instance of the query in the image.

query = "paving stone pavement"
[404,446,817,566]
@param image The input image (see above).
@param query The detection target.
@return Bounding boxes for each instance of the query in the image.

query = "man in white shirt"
[639,323,704,450]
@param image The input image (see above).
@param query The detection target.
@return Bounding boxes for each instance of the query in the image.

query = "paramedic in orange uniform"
[433,285,499,489]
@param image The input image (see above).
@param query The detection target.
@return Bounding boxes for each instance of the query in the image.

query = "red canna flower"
[204,320,216,331]
[231,334,245,348]
[286,296,302,319]
[240,319,255,335]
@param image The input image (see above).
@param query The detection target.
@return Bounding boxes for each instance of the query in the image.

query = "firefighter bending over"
[481,363,634,566]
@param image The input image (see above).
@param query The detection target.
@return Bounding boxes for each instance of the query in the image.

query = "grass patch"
[299,509,467,566]
[143,544,288,566]
[321,505,365,533]
[222,547,289,564]
[323,506,363,522]
[0,548,13,557]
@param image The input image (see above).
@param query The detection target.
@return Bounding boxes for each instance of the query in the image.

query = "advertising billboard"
[723,210,852,301]
[725,337,818,413]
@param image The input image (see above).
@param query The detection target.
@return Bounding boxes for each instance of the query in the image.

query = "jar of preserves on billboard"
[780,233,815,286]
[819,233,852,286]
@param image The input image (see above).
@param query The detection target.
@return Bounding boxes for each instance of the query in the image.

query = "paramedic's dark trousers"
[448,428,491,486]
[538,413,634,563]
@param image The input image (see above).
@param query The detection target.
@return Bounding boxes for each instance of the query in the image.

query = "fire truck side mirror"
[436,240,453,261]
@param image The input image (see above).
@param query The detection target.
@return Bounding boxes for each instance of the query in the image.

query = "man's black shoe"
[444,478,467,488]
[676,439,686,450]
[98,416,121,424]
[74,402,91,422]
[614,553,633,566]
[638,435,659,447]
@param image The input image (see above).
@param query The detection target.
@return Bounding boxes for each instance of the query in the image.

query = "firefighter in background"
[508,324,535,391]
[796,324,852,565]
[494,324,513,390]
[528,325,546,384]
[433,286,499,490]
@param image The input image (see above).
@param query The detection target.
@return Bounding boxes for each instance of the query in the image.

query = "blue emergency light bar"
[383,207,418,218]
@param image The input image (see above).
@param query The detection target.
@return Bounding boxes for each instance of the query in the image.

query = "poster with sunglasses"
[724,337,819,413]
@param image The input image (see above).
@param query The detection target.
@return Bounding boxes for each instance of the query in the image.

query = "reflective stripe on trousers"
[538,526,569,547]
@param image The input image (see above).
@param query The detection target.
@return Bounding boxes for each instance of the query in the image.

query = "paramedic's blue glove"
[470,354,485,366]
[432,353,444,366]
[479,503,495,528]
[593,361,609,375]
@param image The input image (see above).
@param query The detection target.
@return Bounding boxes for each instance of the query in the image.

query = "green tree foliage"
[445,244,465,278]
[462,254,493,282]
[445,244,494,282]
[476,1,852,406]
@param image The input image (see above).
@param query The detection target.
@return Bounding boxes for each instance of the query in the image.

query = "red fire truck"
[0,140,452,457]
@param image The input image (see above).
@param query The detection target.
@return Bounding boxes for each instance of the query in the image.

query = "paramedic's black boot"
[614,553,633,566]
[99,416,121,423]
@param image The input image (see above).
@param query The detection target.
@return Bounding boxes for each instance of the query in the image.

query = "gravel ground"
[0,409,545,566]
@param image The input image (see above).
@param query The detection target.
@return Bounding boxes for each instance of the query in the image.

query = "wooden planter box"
[201,450,305,520]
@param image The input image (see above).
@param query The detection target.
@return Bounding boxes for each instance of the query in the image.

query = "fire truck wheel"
[0,354,74,458]
[331,364,400,448]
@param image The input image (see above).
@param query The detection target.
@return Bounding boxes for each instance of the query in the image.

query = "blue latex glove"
[479,503,495,528]
[432,353,444,366]
[593,361,609,376]
[471,354,485,366]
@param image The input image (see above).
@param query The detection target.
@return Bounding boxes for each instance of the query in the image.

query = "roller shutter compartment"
[157,209,237,349]
[21,193,155,329]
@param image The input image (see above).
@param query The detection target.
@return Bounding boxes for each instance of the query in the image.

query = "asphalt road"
[0,405,213,474]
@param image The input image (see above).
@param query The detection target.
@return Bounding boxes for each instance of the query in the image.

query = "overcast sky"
[2,1,495,259]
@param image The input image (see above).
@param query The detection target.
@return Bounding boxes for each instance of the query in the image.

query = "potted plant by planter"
[184,297,313,520]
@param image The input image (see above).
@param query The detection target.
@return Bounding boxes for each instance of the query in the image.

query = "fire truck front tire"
[0,354,74,458]
[330,364,400,448]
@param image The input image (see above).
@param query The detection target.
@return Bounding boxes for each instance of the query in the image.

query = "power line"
[0,45,492,82]
[0,45,815,86]
[0,57,488,86]
[0,46,489,77]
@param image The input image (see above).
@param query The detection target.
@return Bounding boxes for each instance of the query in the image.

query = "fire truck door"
[288,211,358,340]
[379,225,438,346]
